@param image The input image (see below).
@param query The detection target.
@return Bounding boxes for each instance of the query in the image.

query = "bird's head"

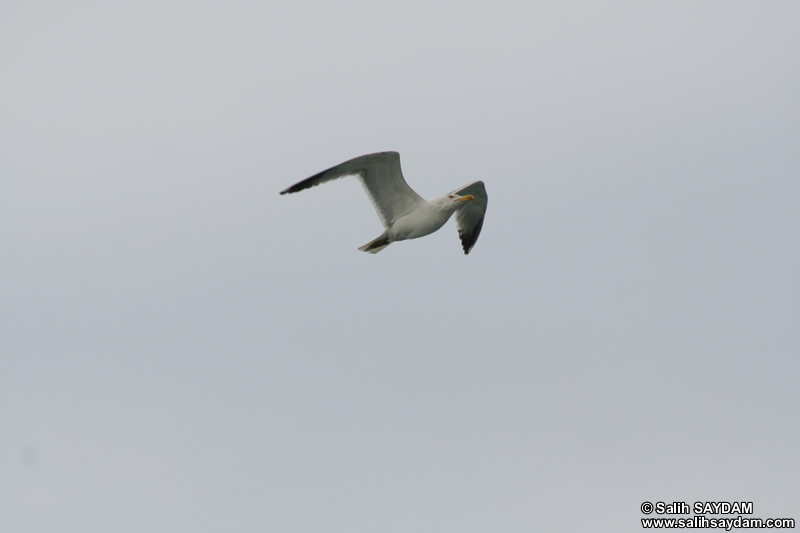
[449,193,475,204]
[435,193,475,213]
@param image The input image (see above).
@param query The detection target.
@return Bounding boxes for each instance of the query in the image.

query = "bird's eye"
[449,195,454,198]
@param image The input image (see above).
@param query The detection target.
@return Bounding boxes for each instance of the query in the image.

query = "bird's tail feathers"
[358,232,391,254]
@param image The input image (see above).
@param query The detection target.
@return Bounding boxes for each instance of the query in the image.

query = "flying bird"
[280,152,488,254]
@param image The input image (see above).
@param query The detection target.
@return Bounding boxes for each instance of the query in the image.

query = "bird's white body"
[280,152,488,254]
[390,198,454,241]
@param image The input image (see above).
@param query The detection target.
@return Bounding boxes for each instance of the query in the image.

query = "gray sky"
[2,1,798,532]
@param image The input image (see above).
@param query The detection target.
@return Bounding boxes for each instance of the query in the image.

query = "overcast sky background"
[2,2,798,532]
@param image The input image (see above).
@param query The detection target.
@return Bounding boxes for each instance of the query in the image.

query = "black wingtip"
[280,184,303,195]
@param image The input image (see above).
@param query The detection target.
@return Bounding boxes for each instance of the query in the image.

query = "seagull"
[280,152,488,254]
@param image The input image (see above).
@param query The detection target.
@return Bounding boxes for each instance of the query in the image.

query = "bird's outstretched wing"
[280,152,425,227]
[451,180,488,254]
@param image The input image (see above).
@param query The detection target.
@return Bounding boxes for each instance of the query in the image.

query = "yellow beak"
[457,194,475,202]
